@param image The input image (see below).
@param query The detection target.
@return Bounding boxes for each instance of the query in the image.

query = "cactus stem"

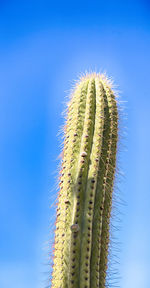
[51,73,119,288]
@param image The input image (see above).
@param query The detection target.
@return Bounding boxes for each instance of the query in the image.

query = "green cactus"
[51,73,119,288]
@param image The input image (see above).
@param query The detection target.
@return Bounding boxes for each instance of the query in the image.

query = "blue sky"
[0,0,150,287]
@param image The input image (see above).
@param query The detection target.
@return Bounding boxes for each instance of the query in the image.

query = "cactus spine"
[51,73,119,288]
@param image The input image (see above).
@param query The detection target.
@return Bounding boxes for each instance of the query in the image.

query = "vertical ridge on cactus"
[51,73,119,288]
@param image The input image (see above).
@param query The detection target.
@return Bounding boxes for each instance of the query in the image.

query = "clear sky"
[0,1,150,287]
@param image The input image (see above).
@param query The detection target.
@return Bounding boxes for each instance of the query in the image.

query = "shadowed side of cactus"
[51,73,119,288]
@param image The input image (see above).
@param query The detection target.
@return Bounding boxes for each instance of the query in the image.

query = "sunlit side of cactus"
[51,73,119,288]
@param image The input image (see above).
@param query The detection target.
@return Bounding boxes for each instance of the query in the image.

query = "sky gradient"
[0,1,150,287]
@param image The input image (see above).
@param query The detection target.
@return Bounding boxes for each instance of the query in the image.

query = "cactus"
[51,73,119,288]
